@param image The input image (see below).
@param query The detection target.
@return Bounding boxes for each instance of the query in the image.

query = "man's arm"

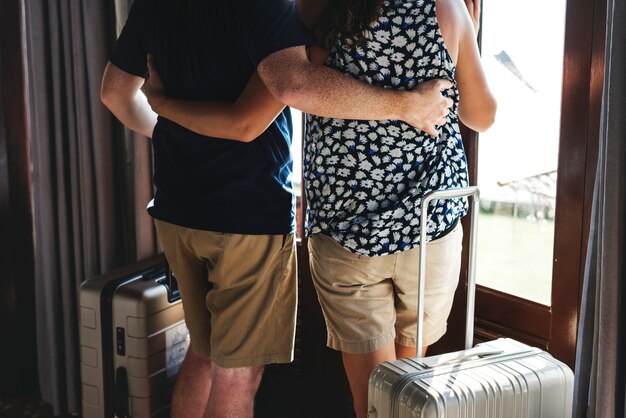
[100,62,157,138]
[257,45,453,137]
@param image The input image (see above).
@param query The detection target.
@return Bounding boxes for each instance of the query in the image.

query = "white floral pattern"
[304,0,468,256]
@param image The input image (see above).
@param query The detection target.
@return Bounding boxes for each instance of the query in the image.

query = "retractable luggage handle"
[165,264,181,303]
[147,261,181,303]
[416,186,480,358]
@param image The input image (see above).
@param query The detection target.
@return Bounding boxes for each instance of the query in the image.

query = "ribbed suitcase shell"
[79,255,188,418]
[368,338,574,418]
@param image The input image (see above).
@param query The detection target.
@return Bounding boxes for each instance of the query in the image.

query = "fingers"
[464,0,480,18]
[422,108,448,137]
[417,78,452,93]
[474,0,481,33]
[464,0,474,18]
[147,53,155,74]
[437,96,453,120]
[146,54,162,83]
[427,92,452,137]
[474,0,481,19]
[407,78,454,135]
[434,78,454,91]
[423,125,439,138]
[464,0,481,33]
[144,53,164,91]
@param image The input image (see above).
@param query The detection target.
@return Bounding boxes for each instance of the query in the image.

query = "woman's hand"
[141,54,167,113]
[464,0,481,35]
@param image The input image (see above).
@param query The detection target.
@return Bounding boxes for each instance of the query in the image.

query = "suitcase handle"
[416,186,480,358]
[150,262,181,303]
[166,267,181,303]
[420,349,504,368]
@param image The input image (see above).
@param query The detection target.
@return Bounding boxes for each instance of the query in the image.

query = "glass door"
[476,0,567,306]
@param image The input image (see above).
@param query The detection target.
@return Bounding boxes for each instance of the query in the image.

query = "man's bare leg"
[342,343,396,418]
[204,364,263,418]
[171,346,212,418]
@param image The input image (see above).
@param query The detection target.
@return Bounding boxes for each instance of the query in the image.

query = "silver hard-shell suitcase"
[367,187,574,418]
[79,255,189,418]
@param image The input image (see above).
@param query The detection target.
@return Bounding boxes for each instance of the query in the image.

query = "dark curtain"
[573,0,626,416]
[25,0,158,414]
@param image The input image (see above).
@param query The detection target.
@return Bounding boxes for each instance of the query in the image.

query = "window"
[290,109,305,239]
[476,0,567,305]
[291,109,304,197]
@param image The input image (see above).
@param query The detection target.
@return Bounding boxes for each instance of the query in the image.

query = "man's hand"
[399,79,454,137]
[465,0,481,35]
[142,54,167,113]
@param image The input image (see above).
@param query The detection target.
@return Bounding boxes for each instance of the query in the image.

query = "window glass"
[475,0,567,305]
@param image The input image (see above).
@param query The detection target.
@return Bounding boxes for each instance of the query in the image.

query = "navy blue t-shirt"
[110,0,314,234]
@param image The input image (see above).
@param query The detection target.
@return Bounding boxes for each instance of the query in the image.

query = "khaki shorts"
[307,224,463,354]
[155,219,297,368]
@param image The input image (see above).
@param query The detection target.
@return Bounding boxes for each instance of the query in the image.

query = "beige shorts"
[307,224,463,354]
[155,219,297,368]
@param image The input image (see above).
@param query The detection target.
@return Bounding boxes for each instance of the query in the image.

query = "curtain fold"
[573,0,626,416]
[25,0,158,413]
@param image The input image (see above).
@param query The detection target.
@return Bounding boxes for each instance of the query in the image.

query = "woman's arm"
[450,0,497,131]
[142,56,284,142]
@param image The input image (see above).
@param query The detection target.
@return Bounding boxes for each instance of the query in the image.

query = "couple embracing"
[101,0,495,417]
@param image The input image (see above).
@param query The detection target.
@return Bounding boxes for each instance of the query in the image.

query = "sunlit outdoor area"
[476,0,566,305]
[291,109,304,197]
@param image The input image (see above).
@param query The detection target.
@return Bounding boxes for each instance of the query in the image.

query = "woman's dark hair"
[317,0,385,49]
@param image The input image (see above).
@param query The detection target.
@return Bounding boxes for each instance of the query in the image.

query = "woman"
[143,0,495,416]
[303,1,494,416]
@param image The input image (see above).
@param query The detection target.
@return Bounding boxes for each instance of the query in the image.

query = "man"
[101,1,453,417]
